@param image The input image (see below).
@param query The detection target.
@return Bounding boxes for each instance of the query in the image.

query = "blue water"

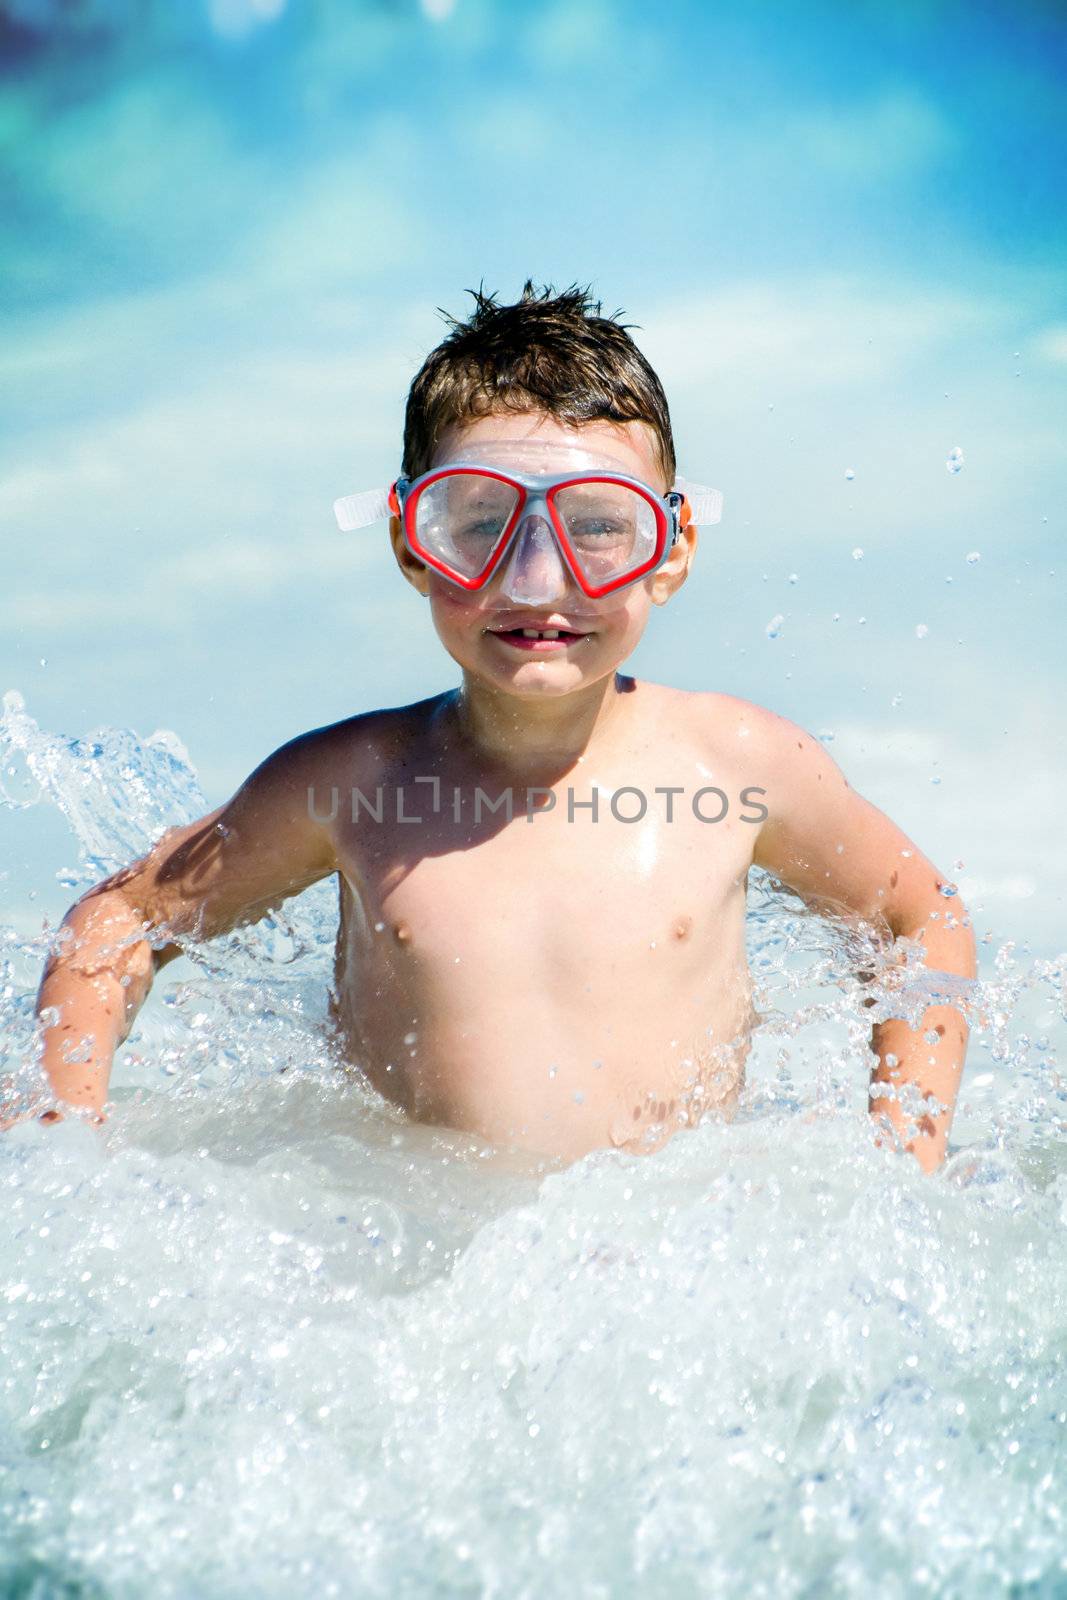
[2,698,1065,1598]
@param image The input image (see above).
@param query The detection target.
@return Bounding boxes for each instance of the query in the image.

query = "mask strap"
[673,477,724,526]
[334,486,393,532]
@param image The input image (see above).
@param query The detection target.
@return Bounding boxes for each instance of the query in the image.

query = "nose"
[494,513,573,606]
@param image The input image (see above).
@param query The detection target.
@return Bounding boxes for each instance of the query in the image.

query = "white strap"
[673,476,724,526]
[334,487,392,531]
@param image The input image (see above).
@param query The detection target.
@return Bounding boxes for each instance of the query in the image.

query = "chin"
[493,671,596,697]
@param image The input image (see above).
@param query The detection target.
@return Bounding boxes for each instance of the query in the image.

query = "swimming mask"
[333,439,724,603]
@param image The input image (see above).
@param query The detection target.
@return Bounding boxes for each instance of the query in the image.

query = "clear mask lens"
[413,472,519,583]
[552,482,659,587]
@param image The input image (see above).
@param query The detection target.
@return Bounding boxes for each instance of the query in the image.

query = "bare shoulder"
[665,688,826,771]
[131,695,446,875]
[84,696,454,944]
[272,691,452,789]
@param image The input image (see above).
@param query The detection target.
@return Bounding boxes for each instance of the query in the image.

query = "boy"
[10,283,977,1173]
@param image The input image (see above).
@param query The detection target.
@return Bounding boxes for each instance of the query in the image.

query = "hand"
[1,1105,57,1133]
[0,1094,103,1134]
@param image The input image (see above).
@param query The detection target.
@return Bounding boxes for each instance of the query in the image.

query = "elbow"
[888,892,978,979]
[46,883,159,986]
[940,888,979,978]
[958,914,979,979]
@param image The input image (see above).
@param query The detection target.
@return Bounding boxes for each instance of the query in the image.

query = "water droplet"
[946,446,964,475]
[966,551,981,565]
[931,775,941,786]
[768,403,775,412]
[938,882,959,897]
[548,1064,558,1079]
[852,547,864,560]
[403,1031,417,1045]
[788,572,799,585]
[831,612,840,622]
[39,658,46,668]
[374,921,385,933]
[845,468,856,481]
[765,614,784,640]
[915,624,929,639]
[954,859,965,871]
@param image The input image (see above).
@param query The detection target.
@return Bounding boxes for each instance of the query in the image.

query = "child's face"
[389,411,697,701]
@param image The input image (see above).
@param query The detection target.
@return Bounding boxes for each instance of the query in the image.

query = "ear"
[648,523,698,605]
[389,515,431,597]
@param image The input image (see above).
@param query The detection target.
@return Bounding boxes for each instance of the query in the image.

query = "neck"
[442,671,633,782]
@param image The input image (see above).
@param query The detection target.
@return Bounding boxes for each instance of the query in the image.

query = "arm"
[12,731,339,1128]
[749,713,978,1174]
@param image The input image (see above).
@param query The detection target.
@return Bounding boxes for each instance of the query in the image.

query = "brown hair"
[402,280,676,487]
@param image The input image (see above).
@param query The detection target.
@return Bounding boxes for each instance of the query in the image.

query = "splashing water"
[1,695,1065,1597]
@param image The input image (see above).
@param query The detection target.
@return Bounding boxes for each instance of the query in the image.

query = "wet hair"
[402,280,676,488]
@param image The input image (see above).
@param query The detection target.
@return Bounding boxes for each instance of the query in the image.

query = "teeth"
[520,628,560,639]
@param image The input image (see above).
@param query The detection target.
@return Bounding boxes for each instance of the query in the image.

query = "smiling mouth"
[487,626,591,648]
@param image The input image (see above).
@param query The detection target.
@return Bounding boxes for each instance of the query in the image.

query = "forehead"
[432,412,668,490]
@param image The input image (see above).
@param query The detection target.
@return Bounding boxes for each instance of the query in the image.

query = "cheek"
[428,585,495,646]
[427,577,489,630]
[614,590,653,634]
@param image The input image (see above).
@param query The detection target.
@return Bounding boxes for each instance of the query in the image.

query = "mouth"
[486,624,592,652]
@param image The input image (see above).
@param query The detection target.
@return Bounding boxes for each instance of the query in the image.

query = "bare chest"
[331,756,761,978]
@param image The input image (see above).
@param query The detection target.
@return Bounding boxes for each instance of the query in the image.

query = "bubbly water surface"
[2,693,1065,1599]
